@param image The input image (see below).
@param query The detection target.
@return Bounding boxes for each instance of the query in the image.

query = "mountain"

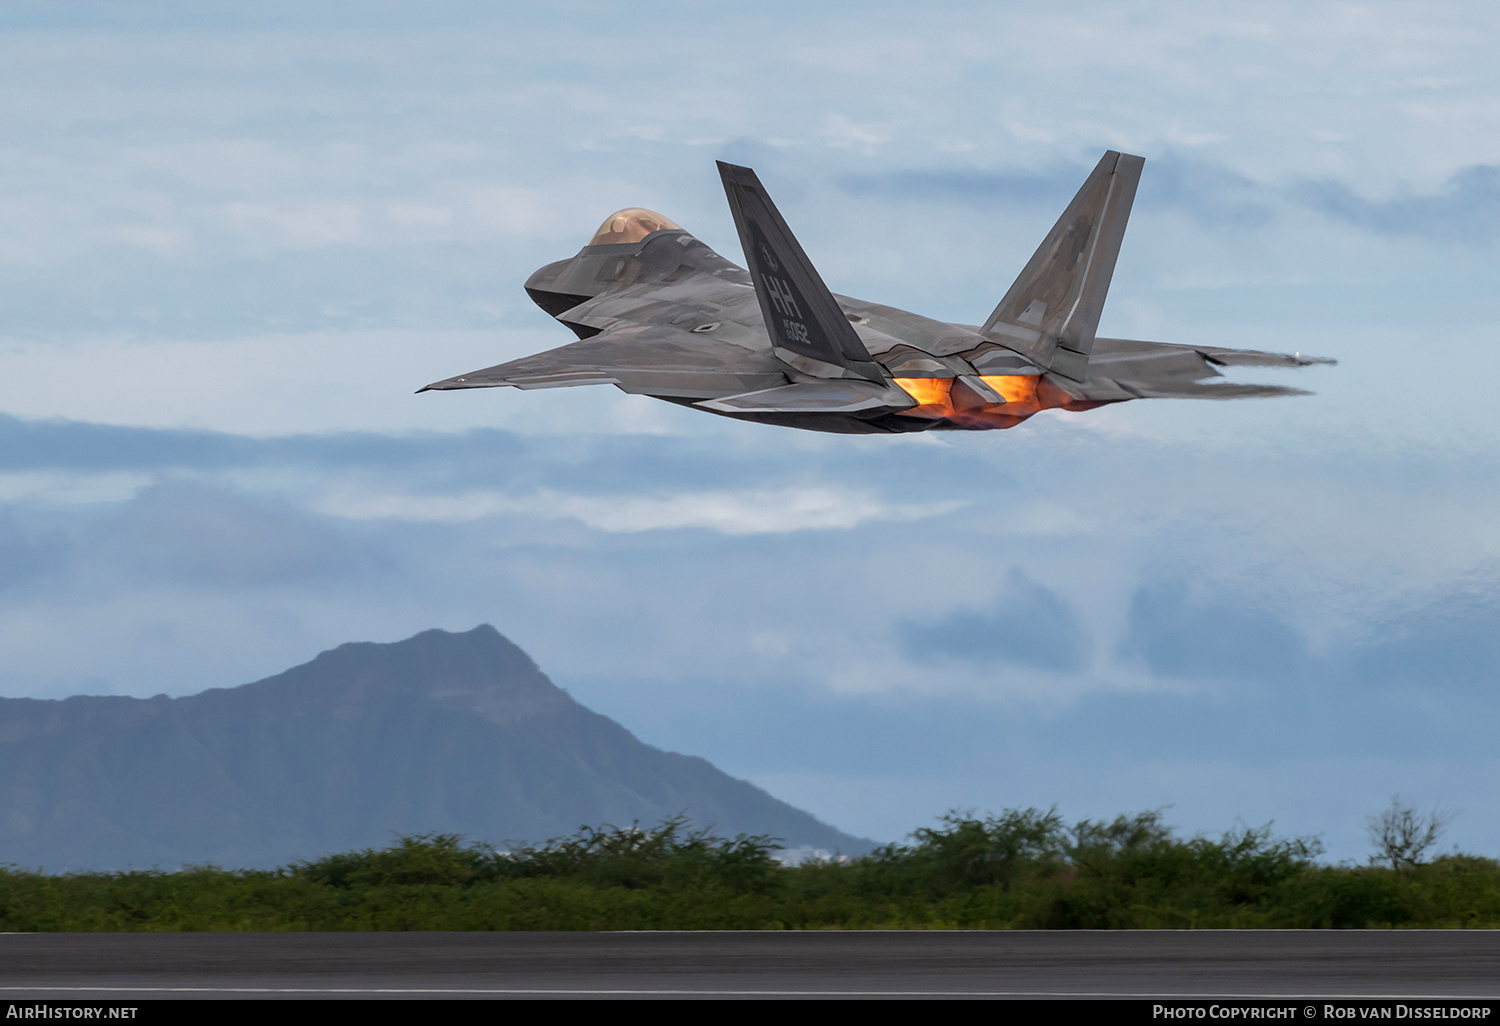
[0,625,868,870]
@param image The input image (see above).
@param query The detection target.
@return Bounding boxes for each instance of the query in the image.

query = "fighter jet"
[420,152,1332,433]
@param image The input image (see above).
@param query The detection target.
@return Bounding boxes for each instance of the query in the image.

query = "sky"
[1,0,1498,859]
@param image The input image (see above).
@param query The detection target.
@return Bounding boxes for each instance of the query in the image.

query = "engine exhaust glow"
[892,375,1115,429]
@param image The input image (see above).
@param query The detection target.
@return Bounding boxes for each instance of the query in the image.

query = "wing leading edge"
[418,325,788,399]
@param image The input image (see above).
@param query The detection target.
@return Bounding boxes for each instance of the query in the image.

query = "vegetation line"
[3,806,1494,931]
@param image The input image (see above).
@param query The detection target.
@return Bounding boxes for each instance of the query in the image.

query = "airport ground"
[0,930,1497,1000]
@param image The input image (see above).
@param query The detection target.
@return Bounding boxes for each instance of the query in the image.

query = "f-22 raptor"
[421,152,1332,433]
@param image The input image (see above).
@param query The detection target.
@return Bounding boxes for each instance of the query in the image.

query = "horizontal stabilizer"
[1078,337,1333,400]
[717,162,884,383]
[696,380,917,415]
[1193,346,1336,369]
[983,151,1144,382]
[1090,337,1336,370]
[1129,382,1313,400]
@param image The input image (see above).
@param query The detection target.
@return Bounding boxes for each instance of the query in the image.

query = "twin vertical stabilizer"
[717,161,886,384]
[717,151,1143,393]
[982,151,1144,382]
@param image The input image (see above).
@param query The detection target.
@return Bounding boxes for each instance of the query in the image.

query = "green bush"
[3,809,1498,931]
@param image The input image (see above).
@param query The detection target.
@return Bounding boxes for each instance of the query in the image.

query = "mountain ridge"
[0,625,868,870]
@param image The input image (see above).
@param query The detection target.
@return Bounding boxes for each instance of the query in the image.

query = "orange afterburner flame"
[892,377,954,415]
[892,375,1111,429]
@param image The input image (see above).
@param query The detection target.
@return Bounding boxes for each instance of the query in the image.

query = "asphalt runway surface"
[0,931,1497,1000]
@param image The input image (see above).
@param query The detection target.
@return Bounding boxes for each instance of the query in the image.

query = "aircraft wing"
[418,324,789,399]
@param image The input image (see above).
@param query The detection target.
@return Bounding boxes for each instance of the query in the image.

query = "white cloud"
[385,204,453,227]
[226,201,363,247]
[463,184,558,235]
[114,225,186,254]
[0,470,150,506]
[0,328,686,436]
[312,483,965,535]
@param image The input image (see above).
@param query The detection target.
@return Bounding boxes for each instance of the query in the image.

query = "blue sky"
[1,1,1498,858]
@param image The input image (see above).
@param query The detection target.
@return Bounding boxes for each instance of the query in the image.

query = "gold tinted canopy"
[587,208,681,246]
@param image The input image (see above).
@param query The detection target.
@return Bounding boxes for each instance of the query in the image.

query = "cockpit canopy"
[586,208,681,247]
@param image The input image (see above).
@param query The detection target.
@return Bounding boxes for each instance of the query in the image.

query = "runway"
[0,930,1497,999]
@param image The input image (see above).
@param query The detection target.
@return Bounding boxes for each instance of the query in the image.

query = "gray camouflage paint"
[421,153,1333,434]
